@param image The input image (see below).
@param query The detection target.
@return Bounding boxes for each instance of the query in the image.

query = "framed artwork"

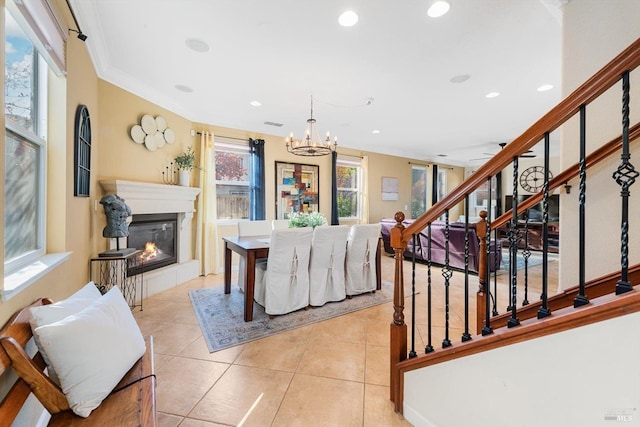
[381,176,399,201]
[275,161,319,219]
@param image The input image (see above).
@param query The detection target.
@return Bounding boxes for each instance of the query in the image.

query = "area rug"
[496,249,552,273]
[190,282,394,353]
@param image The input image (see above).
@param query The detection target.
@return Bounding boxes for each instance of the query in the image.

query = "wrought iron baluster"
[425,224,434,353]
[508,157,520,327]
[522,211,530,306]
[442,211,452,348]
[538,132,552,318]
[614,71,638,294]
[574,104,590,307]
[409,234,417,358]
[492,227,499,317]
[462,195,472,342]
[480,209,493,336]
[485,177,498,317]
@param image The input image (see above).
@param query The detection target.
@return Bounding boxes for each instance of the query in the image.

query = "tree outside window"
[4,8,47,273]
[337,159,361,219]
[411,165,428,219]
[215,142,250,220]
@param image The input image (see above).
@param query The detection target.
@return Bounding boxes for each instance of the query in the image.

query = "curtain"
[195,131,219,275]
[431,164,439,206]
[249,138,266,220]
[361,156,370,223]
[330,150,339,225]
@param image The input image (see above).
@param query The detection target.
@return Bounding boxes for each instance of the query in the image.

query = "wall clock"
[519,166,552,193]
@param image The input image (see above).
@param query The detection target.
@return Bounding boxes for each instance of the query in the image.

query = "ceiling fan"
[469,142,535,162]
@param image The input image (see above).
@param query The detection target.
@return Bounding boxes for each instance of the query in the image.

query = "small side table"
[90,250,144,310]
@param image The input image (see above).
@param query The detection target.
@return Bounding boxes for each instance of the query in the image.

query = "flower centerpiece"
[288,211,327,228]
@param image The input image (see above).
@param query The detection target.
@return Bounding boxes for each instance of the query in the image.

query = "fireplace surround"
[99,180,201,301]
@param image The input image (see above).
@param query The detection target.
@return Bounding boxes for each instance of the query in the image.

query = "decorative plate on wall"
[130,114,175,151]
[130,125,145,144]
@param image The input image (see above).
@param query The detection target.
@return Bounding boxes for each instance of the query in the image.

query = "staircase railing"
[389,37,640,412]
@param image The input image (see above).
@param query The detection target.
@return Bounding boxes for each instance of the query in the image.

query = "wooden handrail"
[390,37,640,413]
[489,264,640,329]
[492,121,640,230]
[402,37,640,242]
[393,288,640,410]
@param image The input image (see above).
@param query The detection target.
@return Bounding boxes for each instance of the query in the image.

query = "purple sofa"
[380,218,502,273]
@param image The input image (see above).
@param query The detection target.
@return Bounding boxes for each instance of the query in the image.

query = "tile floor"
[134,251,557,427]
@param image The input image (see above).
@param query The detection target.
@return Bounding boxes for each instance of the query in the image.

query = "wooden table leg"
[376,239,382,290]
[244,250,256,322]
[224,242,232,294]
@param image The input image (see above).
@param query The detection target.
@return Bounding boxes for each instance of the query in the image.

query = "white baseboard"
[404,402,438,427]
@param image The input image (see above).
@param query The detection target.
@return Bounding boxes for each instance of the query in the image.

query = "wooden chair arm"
[0,336,69,414]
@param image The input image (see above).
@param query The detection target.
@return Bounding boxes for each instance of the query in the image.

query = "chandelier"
[285,96,337,156]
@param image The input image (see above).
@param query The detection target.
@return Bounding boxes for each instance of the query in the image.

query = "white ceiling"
[69,0,564,166]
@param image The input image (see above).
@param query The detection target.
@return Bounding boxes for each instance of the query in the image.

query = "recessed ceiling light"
[250,100,262,107]
[185,38,210,53]
[437,154,448,157]
[450,74,470,84]
[537,84,554,92]
[175,84,193,93]
[485,92,500,98]
[339,10,359,27]
[372,129,380,134]
[427,1,450,18]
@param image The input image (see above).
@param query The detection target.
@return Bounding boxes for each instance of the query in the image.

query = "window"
[411,164,428,219]
[4,7,48,274]
[215,141,251,220]
[438,169,448,201]
[336,157,362,220]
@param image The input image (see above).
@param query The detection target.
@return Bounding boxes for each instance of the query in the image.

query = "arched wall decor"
[74,104,91,197]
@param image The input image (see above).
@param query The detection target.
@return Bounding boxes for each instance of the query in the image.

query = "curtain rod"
[408,161,430,167]
[338,152,364,160]
[191,130,262,143]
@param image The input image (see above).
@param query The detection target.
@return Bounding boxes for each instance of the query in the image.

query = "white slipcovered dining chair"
[254,227,313,316]
[345,224,381,296]
[271,219,290,230]
[236,220,271,292]
[309,225,350,306]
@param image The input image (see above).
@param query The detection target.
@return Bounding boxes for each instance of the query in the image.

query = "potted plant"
[174,146,196,186]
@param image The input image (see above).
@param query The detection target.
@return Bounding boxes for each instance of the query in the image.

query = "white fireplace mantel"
[99,180,201,214]
[98,180,202,300]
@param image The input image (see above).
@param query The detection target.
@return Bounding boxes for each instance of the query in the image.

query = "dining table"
[223,234,382,322]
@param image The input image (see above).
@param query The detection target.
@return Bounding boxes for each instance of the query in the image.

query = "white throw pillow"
[32,286,146,418]
[29,281,102,384]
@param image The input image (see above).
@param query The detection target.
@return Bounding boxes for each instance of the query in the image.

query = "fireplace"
[127,213,178,274]
[99,180,201,300]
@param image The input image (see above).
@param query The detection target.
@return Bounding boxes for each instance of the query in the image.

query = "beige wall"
[0,55,468,322]
[0,3,101,324]
[558,0,640,290]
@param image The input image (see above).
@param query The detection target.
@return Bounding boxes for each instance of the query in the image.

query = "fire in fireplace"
[127,213,178,274]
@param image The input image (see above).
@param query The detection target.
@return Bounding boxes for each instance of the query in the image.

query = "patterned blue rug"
[190,282,393,353]
[498,249,547,272]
